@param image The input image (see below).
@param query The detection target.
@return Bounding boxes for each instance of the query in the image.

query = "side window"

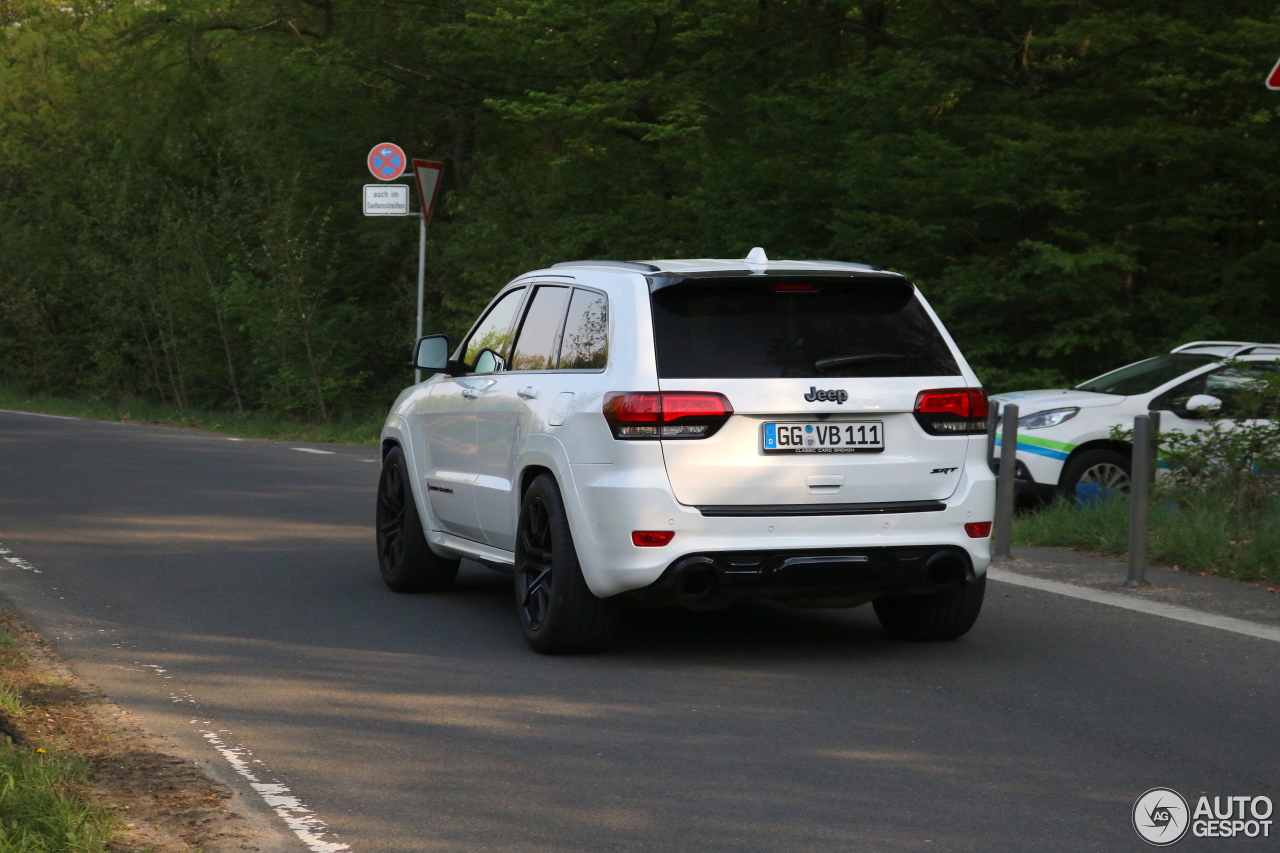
[509,286,571,371]
[1155,361,1278,417]
[558,289,608,370]
[463,288,525,373]
[1204,361,1278,418]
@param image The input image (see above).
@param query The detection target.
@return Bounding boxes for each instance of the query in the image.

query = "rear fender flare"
[517,435,601,593]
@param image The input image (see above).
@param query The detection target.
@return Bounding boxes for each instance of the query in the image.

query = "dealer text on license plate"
[762,422,885,454]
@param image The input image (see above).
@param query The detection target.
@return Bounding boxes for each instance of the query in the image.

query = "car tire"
[376,446,460,592]
[1060,449,1131,499]
[515,474,620,654]
[873,575,986,641]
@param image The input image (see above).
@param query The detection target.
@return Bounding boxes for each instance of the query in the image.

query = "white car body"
[381,253,996,607]
[990,341,1280,498]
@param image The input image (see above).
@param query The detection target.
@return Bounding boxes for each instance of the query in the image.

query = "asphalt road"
[0,409,1276,852]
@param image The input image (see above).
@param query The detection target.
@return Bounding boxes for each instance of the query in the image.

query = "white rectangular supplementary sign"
[363,184,411,216]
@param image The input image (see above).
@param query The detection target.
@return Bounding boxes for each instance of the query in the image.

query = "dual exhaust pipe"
[669,550,969,604]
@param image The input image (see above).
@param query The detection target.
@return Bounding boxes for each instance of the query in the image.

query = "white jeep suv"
[377,251,996,653]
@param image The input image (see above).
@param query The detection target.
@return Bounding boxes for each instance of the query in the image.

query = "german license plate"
[762,422,885,454]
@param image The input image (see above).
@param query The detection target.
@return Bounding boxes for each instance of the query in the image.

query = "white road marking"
[225,437,245,442]
[292,448,335,455]
[988,568,1280,644]
[135,666,349,851]
[0,546,41,573]
[0,408,77,420]
[199,729,350,853]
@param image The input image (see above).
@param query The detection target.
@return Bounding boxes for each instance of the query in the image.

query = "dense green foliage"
[4,0,1280,418]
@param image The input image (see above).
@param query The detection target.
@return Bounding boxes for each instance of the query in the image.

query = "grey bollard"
[992,403,1018,561]
[1126,414,1152,587]
[986,401,1001,472]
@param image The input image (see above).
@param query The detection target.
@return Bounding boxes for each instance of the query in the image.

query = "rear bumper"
[616,544,975,610]
[562,438,995,598]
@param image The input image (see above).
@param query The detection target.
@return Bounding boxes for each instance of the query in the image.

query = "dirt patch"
[0,606,261,853]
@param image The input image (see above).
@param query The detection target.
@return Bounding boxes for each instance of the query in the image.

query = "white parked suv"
[990,341,1280,501]
[377,250,996,653]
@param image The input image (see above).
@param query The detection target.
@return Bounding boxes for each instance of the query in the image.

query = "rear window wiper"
[815,354,907,372]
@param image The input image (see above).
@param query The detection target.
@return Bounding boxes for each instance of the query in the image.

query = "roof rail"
[551,260,661,273]
[1227,344,1280,357]
[1169,341,1256,353]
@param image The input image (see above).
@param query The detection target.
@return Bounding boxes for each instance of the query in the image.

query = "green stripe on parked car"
[1017,435,1076,453]
[995,434,1077,453]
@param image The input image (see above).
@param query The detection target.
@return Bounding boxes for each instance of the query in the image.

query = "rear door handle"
[517,386,538,400]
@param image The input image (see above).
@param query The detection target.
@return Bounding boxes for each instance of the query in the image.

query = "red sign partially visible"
[1267,58,1280,90]
[367,143,407,181]
[412,159,445,225]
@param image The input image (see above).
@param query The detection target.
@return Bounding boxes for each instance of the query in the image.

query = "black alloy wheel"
[376,445,459,592]
[518,495,554,631]
[514,474,620,654]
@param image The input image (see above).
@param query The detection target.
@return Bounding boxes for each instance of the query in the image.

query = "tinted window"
[559,289,608,370]
[1075,353,1217,396]
[510,286,571,371]
[1153,360,1280,417]
[649,278,958,379]
[463,288,525,372]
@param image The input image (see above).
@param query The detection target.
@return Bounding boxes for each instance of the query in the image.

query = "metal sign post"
[416,211,426,384]
[410,160,445,384]
[362,147,444,384]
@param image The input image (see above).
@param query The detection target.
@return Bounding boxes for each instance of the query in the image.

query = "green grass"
[1013,489,1280,584]
[0,687,22,725]
[0,628,116,852]
[0,749,115,853]
[0,384,382,445]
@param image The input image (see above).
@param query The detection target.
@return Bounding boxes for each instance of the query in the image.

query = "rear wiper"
[815,354,906,371]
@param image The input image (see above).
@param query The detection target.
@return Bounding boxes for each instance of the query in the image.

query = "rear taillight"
[602,392,733,439]
[914,387,989,436]
[965,522,992,538]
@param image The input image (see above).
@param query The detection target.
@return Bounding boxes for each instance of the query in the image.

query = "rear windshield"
[1074,353,1218,396]
[649,277,960,379]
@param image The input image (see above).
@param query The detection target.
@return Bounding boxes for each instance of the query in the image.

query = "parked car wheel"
[515,474,620,654]
[873,575,986,641]
[1060,448,1131,499]
[376,446,460,592]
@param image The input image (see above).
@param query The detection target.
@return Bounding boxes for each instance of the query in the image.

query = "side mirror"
[472,347,505,374]
[1183,394,1223,418]
[413,335,452,374]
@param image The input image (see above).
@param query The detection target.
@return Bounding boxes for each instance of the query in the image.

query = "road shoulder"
[0,605,273,853]
[996,545,1280,632]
